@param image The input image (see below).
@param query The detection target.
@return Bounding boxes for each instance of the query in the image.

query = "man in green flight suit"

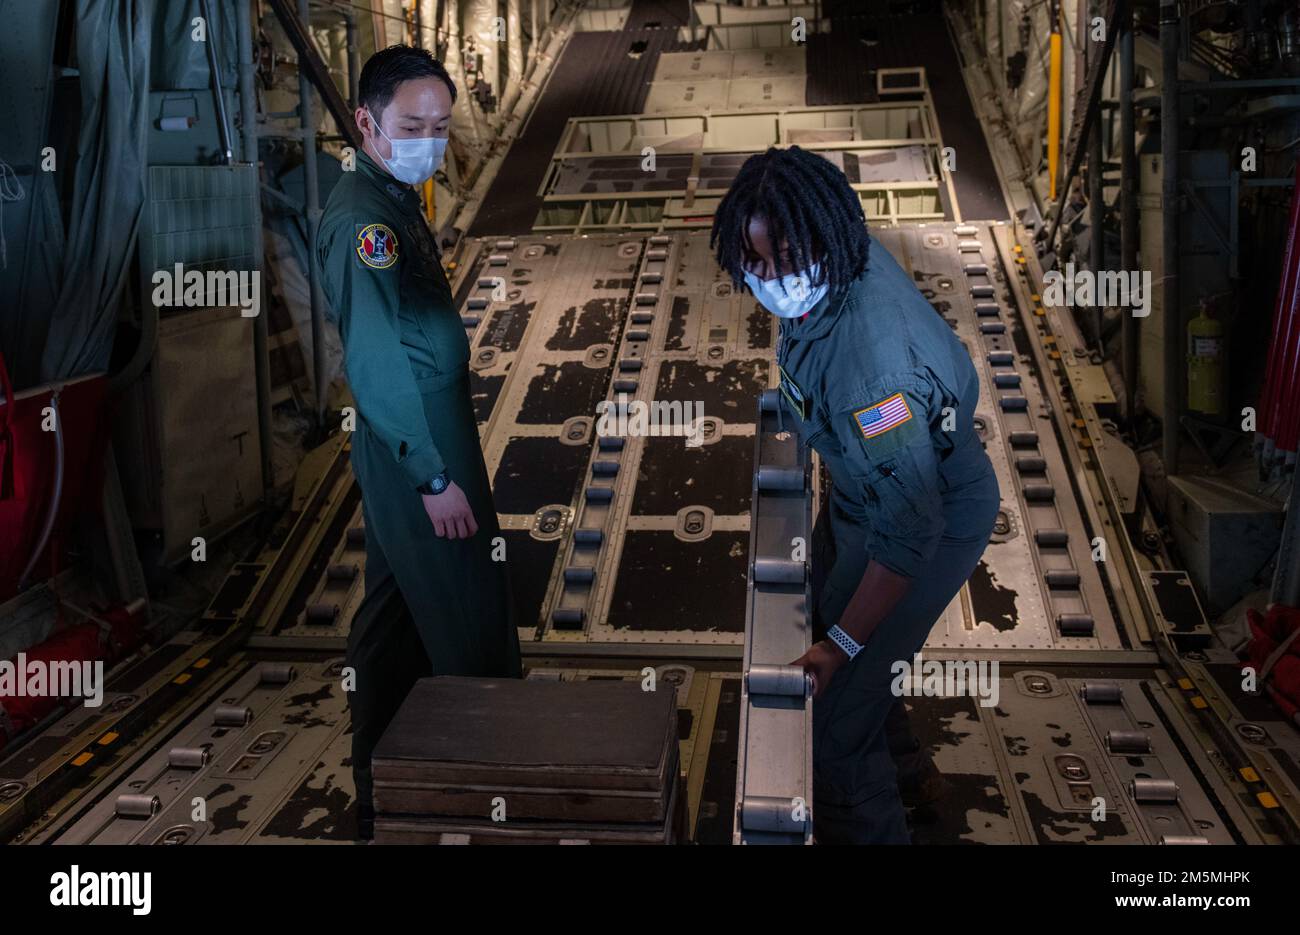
[315,45,521,839]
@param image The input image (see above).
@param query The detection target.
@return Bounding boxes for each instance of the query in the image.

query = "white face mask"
[744,262,829,318]
[369,109,447,185]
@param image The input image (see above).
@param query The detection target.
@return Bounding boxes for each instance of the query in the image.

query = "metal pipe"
[1160,0,1181,479]
[298,0,327,418]
[238,0,275,498]
[345,11,360,110]
[199,0,234,164]
[1047,1,1063,201]
[528,0,538,71]
[1119,14,1138,421]
[1088,67,1104,353]
[1277,460,1300,608]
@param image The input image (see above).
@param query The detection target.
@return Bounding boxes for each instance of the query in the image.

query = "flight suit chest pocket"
[398,237,468,377]
[401,219,441,282]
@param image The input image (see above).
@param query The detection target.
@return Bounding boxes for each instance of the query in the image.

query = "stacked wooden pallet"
[371,676,684,844]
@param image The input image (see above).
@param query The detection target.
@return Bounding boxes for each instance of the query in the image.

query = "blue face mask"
[743,262,829,318]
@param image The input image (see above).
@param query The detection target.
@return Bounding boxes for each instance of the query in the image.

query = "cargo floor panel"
[631,434,754,515]
[542,232,768,646]
[869,225,1121,653]
[904,671,1238,844]
[604,530,749,633]
[35,658,356,845]
[651,358,771,419]
[493,436,593,514]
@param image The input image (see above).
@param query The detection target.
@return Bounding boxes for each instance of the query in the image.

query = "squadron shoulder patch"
[356,223,399,269]
[853,392,912,440]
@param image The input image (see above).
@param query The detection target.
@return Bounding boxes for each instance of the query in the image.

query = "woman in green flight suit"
[711,146,1001,844]
[315,46,521,839]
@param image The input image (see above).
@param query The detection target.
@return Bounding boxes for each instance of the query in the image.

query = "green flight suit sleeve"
[318,214,446,486]
[830,370,947,578]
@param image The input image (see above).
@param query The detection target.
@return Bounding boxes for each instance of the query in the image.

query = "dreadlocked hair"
[710,145,871,299]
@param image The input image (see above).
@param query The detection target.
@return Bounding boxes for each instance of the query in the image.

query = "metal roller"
[612,379,638,393]
[975,302,1001,316]
[645,248,669,260]
[259,663,296,685]
[305,603,340,624]
[746,664,812,697]
[752,558,806,586]
[1044,569,1080,589]
[759,389,782,412]
[980,322,1007,334]
[591,460,619,476]
[999,395,1028,411]
[970,285,995,298]
[115,794,160,818]
[994,372,1022,388]
[1057,614,1095,636]
[953,225,979,236]
[648,234,672,245]
[574,528,604,546]
[757,465,804,491]
[740,794,810,833]
[1015,456,1046,473]
[584,487,614,503]
[325,563,359,582]
[963,262,988,275]
[345,527,366,546]
[1023,484,1056,501]
[487,253,509,266]
[988,351,1015,366]
[598,436,625,451]
[1107,729,1152,754]
[1008,430,1039,447]
[1035,528,1069,546]
[564,566,595,584]
[957,239,982,252]
[465,296,489,309]
[551,608,583,629]
[618,358,643,372]
[460,315,481,328]
[626,330,650,342]
[168,747,211,769]
[1080,681,1122,703]
[493,239,517,250]
[1130,778,1179,803]
[1160,834,1209,845]
[630,312,654,324]
[634,293,659,306]
[214,705,253,728]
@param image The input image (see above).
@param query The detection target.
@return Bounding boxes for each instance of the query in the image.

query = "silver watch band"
[827,624,863,660]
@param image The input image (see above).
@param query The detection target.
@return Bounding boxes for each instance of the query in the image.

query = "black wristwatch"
[417,469,450,495]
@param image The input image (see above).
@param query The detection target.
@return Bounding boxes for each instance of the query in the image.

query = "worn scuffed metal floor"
[18,226,1288,845]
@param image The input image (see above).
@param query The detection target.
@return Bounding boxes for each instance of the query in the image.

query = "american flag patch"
[853,393,912,439]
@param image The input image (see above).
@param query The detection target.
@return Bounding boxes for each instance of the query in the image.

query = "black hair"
[710,145,871,298]
[358,45,457,122]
